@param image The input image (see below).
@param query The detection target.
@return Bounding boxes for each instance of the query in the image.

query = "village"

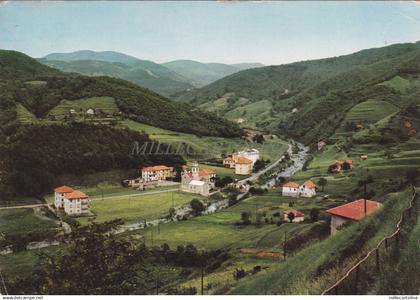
[50,141,384,238]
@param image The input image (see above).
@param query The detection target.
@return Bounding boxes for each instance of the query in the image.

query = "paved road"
[237,143,292,186]
[0,203,45,210]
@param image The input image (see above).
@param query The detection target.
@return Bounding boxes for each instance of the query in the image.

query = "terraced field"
[124,119,288,161]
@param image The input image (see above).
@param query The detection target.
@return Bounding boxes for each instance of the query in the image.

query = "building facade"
[326,199,382,235]
[181,163,216,196]
[141,165,174,182]
[54,186,90,216]
[235,157,253,175]
[282,180,317,198]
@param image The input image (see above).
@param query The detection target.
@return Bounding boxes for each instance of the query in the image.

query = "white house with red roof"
[299,180,317,197]
[235,157,253,175]
[283,209,305,223]
[141,165,174,182]
[282,180,317,197]
[54,185,74,209]
[181,163,216,196]
[54,186,90,216]
[282,181,300,197]
[326,199,382,235]
[63,190,90,216]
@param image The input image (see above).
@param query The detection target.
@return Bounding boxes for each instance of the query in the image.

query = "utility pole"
[201,267,204,295]
[283,230,287,261]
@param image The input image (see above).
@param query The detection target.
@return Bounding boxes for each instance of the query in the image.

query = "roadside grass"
[76,191,201,225]
[228,189,413,294]
[0,208,57,236]
[123,120,288,161]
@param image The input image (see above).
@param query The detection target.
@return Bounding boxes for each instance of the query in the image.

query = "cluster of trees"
[8,220,229,295]
[0,122,185,199]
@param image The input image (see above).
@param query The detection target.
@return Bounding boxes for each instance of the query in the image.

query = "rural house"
[282,181,300,197]
[141,165,174,182]
[329,160,353,173]
[282,180,317,198]
[235,157,253,175]
[299,180,317,197]
[325,199,382,235]
[54,186,90,216]
[223,148,260,175]
[283,209,305,223]
[181,163,216,196]
[54,185,74,209]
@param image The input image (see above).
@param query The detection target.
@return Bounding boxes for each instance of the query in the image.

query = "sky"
[1,1,420,65]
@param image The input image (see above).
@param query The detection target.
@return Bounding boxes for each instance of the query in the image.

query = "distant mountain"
[43,50,140,65]
[40,51,194,97]
[176,42,420,144]
[162,60,264,87]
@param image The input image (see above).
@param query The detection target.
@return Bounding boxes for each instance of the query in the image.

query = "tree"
[190,199,205,216]
[252,134,265,144]
[12,220,146,294]
[287,212,295,223]
[317,177,327,192]
[406,168,420,186]
[240,211,252,225]
[310,208,320,222]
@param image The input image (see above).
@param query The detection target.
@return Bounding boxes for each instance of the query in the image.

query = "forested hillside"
[0,50,240,199]
[176,42,420,144]
[162,60,263,87]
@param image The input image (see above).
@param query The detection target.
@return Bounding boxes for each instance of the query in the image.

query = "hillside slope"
[162,60,263,87]
[0,50,241,199]
[40,51,194,97]
[176,42,420,144]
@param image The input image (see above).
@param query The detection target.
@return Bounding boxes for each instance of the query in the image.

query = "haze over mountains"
[39,50,263,96]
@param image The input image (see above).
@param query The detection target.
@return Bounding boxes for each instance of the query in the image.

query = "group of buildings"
[181,163,216,196]
[54,186,90,216]
[223,148,260,175]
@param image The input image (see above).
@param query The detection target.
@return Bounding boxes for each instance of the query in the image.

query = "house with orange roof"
[283,209,305,223]
[54,185,74,209]
[235,157,254,175]
[282,180,317,198]
[282,181,300,197]
[141,165,174,182]
[299,180,317,197]
[326,199,382,235]
[54,186,90,215]
[181,162,216,196]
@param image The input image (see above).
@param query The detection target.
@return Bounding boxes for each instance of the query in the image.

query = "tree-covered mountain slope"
[162,60,263,87]
[0,50,241,199]
[39,50,194,97]
[176,42,420,144]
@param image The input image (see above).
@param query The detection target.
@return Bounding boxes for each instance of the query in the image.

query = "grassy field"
[136,189,337,250]
[228,189,413,295]
[46,96,119,120]
[16,103,38,124]
[76,190,201,225]
[123,120,288,161]
[0,208,57,236]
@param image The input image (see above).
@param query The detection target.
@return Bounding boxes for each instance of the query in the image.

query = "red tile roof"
[142,165,173,172]
[65,190,88,200]
[284,209,305,217]
[54,185,74,193]
[283,181,300,188]
[236,157,253,164]
[303,180,316,189]
[326,199,382,221]
[199,168,215,176]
